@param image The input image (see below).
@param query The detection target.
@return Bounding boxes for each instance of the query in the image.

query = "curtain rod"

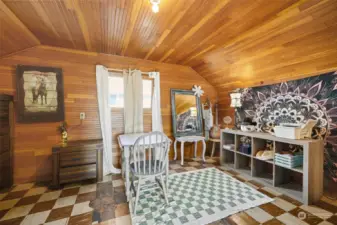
[107,68,151,75]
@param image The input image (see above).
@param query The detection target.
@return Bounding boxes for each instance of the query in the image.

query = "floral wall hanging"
[237,70,337,183]
[192,85,204,97]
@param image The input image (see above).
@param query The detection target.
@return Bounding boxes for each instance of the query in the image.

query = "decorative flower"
[57,121,68,134]
[192,85,204,97]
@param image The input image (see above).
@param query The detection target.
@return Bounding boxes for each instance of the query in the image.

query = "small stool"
[209,138,220,157]
[174,136,206,165]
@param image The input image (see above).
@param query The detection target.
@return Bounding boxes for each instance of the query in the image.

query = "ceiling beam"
[144,29,171,60]
[0,0,40,45]
[207,0,309,62]
[66,0,92,51]
[30,0,60,38]
[182,0,307,66]
[0,45,39,60]
[159,49,174,62]
[144,0,195,60]
[159,0,230,62]
[180,44,216,65]
[120,0,143,56]
[191,0,310,76]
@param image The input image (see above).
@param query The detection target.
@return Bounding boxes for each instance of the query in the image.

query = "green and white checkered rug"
[131,168,273,225]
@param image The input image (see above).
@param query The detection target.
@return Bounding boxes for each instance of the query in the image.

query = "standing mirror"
[171,89,203,137]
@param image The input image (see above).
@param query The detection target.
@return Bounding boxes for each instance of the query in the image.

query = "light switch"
[80,112,85,120]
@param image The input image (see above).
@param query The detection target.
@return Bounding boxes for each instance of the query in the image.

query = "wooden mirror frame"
[170,89,203,138]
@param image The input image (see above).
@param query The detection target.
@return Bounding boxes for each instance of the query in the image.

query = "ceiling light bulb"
[152,4,159,13]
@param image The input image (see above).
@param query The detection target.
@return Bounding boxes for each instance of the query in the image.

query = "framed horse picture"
[15,65,65,123]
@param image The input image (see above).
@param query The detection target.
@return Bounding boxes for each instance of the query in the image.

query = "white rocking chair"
[129,131,171,216]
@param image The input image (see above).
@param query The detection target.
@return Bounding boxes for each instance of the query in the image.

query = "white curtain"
[149,72,163,132]
[123,70,143,133]
[96,65,121,175]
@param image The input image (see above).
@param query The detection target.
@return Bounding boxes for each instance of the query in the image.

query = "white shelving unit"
[220,129,324,205]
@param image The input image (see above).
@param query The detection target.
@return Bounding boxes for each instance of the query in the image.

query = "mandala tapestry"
[237,71,337,182]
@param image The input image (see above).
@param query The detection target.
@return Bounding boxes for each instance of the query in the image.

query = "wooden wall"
[0,45,217,184]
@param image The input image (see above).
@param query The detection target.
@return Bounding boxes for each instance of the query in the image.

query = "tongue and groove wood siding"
[0,45,217,184]
[194,0,337,120]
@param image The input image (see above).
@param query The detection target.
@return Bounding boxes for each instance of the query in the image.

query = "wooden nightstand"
[51,139,103,189]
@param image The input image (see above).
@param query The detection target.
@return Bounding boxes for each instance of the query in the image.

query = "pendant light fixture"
[150,0,160,13]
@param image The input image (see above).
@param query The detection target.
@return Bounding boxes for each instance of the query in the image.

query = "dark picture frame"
[16,65,65,123]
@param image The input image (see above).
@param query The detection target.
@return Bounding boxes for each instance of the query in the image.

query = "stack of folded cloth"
[223,144,235,151]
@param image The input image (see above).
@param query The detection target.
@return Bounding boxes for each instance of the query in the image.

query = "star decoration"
[192,85,204,97]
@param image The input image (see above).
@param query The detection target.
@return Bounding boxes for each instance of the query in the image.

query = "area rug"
[130,168,273,225]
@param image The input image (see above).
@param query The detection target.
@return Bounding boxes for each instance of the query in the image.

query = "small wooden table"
[51,139,103,189]
[174,136,206,165]
[209,138,221,157]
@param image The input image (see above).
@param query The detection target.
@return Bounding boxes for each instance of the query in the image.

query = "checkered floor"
[0,157,336,225]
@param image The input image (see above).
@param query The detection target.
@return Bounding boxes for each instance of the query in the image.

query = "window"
[142,79,152,108]
[109,76,124,108]
[108,76,152,108]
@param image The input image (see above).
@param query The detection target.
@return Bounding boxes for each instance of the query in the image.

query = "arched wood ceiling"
[1,0,337,101]
[0,0,39,56]
[198,0,337,115]
[1,0,298,60]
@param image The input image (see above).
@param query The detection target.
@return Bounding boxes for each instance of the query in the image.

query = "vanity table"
[171,89,205,164]
[174,136,206,165]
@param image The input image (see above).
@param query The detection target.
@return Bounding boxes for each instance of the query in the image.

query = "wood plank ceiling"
[1,0,337,100]
[1,0,298,59]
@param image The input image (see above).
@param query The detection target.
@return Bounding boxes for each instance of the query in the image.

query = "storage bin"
[274,126,302,139]
[275,153,303,168]
[239,143,251,155]
[274,120,317,139]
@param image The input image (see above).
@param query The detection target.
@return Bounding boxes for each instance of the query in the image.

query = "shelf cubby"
[274,165,303,201]
[221,132,236,168]
[220,129,324,205]
[235,153,252,177]
[274,141,303,173]
[236,134,252,156]
[275,141,301,153]
[252,137,274,164]
[252,158,273,185]
[223,132,235,145]
[252,137,272,154]
[222,149,235,169]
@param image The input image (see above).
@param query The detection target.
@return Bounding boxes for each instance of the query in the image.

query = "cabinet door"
[59,164,96,184]
[0,135,10,154]
[0,98,12,188]
[0,148,11,188]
